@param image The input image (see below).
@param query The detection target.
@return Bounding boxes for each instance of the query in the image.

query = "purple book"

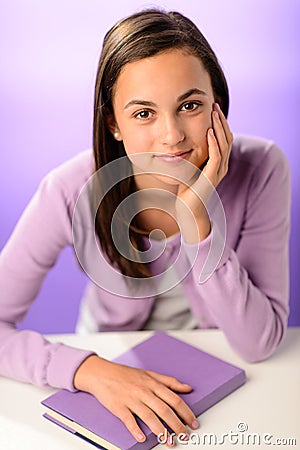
[41,332,246,450]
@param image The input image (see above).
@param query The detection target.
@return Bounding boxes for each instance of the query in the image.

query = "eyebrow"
[123,88,207,110]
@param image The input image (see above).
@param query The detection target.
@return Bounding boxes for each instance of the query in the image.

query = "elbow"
[241,348,274,364]
[235,320,287,363]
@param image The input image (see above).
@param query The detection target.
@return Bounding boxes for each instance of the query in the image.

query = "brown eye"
[135,110,153,120]
[181,102,201,112]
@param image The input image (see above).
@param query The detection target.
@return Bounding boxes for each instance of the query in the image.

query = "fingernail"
[192,419,199,429]
[137,433,145,441]
[215,102,221,110]
[181,432,190,441]
[209,128,214,136]
[214,111,219,120]
[167,435,174,446]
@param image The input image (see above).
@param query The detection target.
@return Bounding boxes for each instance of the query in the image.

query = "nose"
[158,114,185,146]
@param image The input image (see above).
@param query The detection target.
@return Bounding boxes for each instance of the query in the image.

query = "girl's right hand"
[73,354,199,445]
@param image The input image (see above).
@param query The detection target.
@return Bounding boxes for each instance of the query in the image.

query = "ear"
[106,114,123,141]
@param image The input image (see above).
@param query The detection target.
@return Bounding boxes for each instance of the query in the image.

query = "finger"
[212,107,232,174]
[139,394,188,436]
[144,371,199,431]
[145,371,192,392]
[117,406,147,443]
[212,112,229,175]
[153,383,200,431]
[204,128,221,183]
[212,110,228,161]
[214,103,233,145]
[131,402,176,445]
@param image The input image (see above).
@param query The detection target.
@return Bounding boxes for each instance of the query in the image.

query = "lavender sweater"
[0,135,290,390]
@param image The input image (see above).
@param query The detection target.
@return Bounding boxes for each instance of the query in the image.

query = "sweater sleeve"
[0,172,94,389]
[183,143,291,362]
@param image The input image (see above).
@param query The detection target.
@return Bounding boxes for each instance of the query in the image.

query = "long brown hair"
[93,8,229,279]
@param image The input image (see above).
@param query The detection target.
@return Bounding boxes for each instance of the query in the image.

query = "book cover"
[41,332,246,450]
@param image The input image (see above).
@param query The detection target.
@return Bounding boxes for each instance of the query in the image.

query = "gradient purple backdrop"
[1,0,299,332]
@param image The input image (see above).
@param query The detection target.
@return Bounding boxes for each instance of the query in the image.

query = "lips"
[154,149,192,163]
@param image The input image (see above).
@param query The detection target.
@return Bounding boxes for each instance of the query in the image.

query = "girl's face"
[110,48,215,189]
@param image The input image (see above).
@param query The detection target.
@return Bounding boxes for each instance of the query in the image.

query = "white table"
[0,328,299,450]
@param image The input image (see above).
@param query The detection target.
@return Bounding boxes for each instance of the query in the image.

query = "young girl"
[0,8,290,444]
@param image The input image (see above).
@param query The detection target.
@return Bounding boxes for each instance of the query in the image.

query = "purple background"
[1,0,299,332]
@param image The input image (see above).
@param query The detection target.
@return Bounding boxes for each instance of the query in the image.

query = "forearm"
[0,324,94,389]
[186,249,289,362]
[179,211,211,244]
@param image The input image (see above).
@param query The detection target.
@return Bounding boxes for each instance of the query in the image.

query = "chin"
[152,174,181,187]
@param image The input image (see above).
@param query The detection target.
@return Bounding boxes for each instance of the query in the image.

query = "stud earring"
[114,131,121,140]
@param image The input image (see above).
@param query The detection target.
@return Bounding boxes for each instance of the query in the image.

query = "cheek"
[121,137,139,157]
[121,127,152,155]
[192,115,211,147]
[191,107,212,132]
[203,108,213,129]
[198,109,213,143]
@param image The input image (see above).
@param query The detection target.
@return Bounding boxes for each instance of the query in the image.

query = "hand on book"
[73,354,200,445]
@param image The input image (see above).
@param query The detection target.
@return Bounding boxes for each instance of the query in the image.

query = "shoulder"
[38,149,95,207]
[230,134,289,173]
[218,134,290,205]
[48,149,95,188]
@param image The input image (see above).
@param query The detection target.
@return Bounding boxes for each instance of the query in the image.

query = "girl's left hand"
[201,102,233,190]
[175,103,233,242]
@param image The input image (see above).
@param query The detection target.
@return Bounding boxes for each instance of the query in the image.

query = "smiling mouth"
[154,149,192,163]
